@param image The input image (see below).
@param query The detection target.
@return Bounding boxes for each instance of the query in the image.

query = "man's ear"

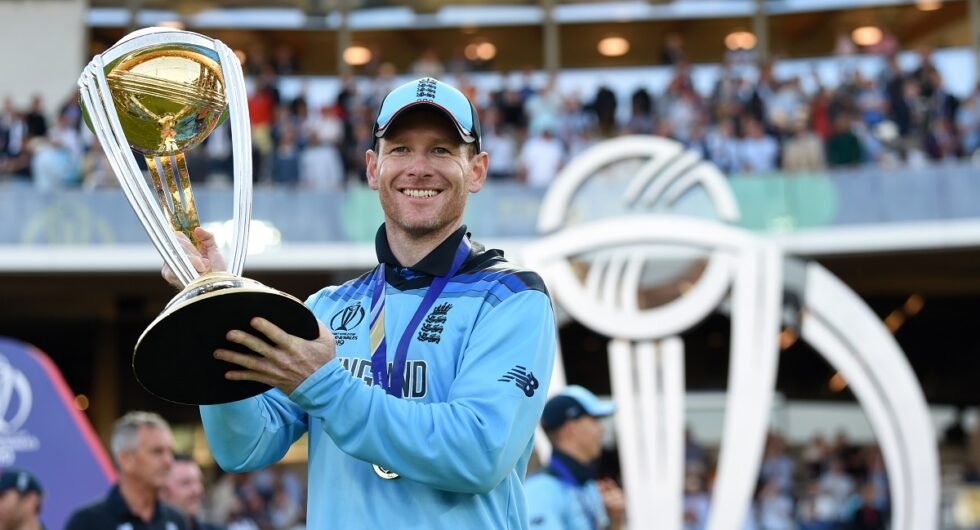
[366,148,380,190]
[468,150,489,193]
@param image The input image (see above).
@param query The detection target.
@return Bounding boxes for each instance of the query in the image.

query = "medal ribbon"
[368,236,471,396]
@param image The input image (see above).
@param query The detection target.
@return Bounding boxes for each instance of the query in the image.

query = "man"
[166,77,556,529]
[0,468,44,530]
[66,411,188,530]
[159,454,224,530]
[525,386,626,530]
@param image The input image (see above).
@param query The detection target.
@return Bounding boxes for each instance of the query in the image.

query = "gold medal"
[373,464,400,480]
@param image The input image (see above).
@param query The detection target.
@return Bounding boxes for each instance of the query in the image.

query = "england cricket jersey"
[201,225,556,529]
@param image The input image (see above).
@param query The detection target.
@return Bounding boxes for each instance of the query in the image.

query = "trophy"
[78,27,318,405]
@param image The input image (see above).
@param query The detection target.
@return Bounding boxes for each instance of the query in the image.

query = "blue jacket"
[525,451,611,530]
[200,226,556,529]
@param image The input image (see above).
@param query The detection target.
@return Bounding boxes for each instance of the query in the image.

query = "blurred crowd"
[2,45,979,192]
[681,432,891,530]
[196,431,889,530]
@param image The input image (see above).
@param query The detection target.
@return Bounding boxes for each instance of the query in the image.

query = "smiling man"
[173,77,557,529]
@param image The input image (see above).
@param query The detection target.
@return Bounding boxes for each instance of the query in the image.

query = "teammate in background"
[160,454,225,530]
[65,411,188,530]
[0,468,45,530]
[164,77,557,529]
[525,386,626,530]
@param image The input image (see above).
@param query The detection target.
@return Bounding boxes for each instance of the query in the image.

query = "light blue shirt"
[200,232,556,529]
[525,471,610,530]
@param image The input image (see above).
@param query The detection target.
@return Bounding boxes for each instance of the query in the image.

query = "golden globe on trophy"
[77,27,318,405]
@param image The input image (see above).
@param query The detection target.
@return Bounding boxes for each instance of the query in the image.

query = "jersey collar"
[550,449,598,485]
[375,223,470,277]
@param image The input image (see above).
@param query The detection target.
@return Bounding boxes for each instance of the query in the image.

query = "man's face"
[119,426,174,491]
[160,460,204,518]
[568,415,605,462]
[0,490,27,529]
[366,108,488,242]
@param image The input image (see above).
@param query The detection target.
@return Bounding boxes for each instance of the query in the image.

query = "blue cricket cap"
[373,77,481,151]
[540,385,615,432]
[0,468,42,496]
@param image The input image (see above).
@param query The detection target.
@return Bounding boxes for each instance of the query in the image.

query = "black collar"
[375,224,469,277]
[106,484,164,521]
[549,449,598,485]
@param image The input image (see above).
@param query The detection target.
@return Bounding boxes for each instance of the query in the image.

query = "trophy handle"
[78,57,198,287]
[215,40,251,278]
[146,153,202,247]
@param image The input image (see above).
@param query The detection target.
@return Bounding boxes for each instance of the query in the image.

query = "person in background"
[0,468,44,530]
[525,385,626,530]
[65,411,187,530]
[160,454,225,530]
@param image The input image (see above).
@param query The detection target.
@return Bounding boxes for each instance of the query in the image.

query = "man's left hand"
[215,317,336,395]
[598,478,626,529]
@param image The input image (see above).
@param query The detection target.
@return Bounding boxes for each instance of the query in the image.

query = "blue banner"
[0,337,115,530]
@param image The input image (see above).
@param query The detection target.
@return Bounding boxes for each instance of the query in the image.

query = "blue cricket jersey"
[200,225,557,529]
[525,451,611,530]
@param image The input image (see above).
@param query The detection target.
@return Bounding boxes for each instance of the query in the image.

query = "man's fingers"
[225,329,284,361]
[224,369,277,386]
[249,317,296,350]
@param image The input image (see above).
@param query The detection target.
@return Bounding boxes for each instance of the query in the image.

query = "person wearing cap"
[164,77,556,529]
[525,386,626,530]
[159,454,224,530]
[65,411,188,530]
[0,468,44,530]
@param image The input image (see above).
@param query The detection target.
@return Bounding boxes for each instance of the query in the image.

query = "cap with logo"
[373,77,482,152]
[540,385,615,432]
[0,468,43,496]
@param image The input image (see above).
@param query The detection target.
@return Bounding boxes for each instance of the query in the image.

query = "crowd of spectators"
[682,432,891,530]
[2,45,979,192]
[190,430,890,530]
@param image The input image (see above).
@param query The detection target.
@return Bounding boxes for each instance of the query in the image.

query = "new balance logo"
[498,365,539,397]
[418,303,451,343]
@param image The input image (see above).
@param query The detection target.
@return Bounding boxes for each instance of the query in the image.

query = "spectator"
[737,116,779,173]
[846,483,886,530]
[0,468,44,530]
[160,454,225,530]
[301,104,345,190]
[481,106,517,181]
[24,95,47,139]
[825,114,863,167]
[518,119,564,189]
[65,411,188,530]
[411,48,445,79]
[756,478,796,530]
[782,116,827,173]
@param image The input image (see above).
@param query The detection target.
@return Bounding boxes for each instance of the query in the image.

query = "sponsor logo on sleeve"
[498,365,539,397]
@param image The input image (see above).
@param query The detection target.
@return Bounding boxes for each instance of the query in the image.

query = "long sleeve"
[289,289,556,493]
[199,387,309,472]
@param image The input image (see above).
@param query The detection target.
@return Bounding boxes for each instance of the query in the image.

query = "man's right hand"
[161,227,228,289]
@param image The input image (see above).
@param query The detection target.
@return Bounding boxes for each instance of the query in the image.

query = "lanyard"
[368,235,471,396]
[549,459,601,530]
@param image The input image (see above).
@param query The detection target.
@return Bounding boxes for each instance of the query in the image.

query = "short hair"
[110,411,171,461]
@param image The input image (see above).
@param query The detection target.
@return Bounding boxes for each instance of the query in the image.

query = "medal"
[367,235,472,480]
[373,464,400,480]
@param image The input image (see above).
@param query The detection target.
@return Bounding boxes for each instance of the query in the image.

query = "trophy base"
[134,273,319,405]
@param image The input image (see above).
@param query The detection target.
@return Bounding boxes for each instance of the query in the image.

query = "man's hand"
[161,227,228,289]
[598,478,626,530]
[214,317,337,395]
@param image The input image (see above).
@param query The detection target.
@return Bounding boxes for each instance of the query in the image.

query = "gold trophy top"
[81,28,229,156]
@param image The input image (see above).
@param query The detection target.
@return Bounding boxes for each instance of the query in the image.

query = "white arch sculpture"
[520,136,938,530]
